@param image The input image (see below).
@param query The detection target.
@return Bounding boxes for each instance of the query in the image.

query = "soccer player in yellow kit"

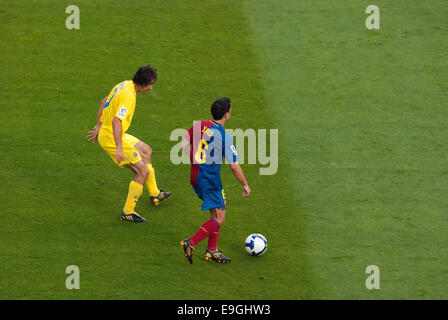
[87,65,171,222]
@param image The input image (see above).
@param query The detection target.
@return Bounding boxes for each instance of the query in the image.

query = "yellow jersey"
[100,80,136,136]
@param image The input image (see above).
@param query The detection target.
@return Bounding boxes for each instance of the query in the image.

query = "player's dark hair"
[211,98,231,120]
[132,65,157,86]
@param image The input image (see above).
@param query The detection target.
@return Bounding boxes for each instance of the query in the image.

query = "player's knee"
[143,149,152,163]
[135,165,149,181]
[215,213,226,225]
[142,145,152,162]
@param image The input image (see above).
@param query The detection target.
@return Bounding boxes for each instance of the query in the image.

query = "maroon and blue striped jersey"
[184,120,239,189]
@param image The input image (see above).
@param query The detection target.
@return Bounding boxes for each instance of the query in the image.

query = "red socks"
[207,225,221,251]
[189,218,220,248]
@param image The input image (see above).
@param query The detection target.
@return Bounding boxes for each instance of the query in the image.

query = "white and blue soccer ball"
[245,233,268,256]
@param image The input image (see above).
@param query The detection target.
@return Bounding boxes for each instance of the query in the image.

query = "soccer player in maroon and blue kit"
[179,98,251,264]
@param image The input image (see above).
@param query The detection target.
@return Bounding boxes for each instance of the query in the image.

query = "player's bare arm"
[87,96,108,144]
[230,161,251,197]
[112,116,125,165]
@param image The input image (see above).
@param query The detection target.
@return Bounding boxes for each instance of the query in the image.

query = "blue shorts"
[193,186,226,211]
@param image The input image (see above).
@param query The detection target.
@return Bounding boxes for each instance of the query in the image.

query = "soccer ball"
[245,233,268,256]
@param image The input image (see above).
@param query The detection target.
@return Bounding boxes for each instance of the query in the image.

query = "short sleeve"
[224,132,239,164]
[115,95,133,121]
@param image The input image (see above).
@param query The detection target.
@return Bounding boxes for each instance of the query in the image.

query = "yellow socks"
[123,180,143,214]
[122,164,159,215]
[145,163,160,197]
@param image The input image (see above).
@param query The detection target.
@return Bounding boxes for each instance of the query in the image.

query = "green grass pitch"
[0,0,447,299]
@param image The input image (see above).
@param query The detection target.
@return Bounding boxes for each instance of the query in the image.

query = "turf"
[0,0,447,299]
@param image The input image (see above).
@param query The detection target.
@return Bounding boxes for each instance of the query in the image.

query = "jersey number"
[194,139,208,164]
